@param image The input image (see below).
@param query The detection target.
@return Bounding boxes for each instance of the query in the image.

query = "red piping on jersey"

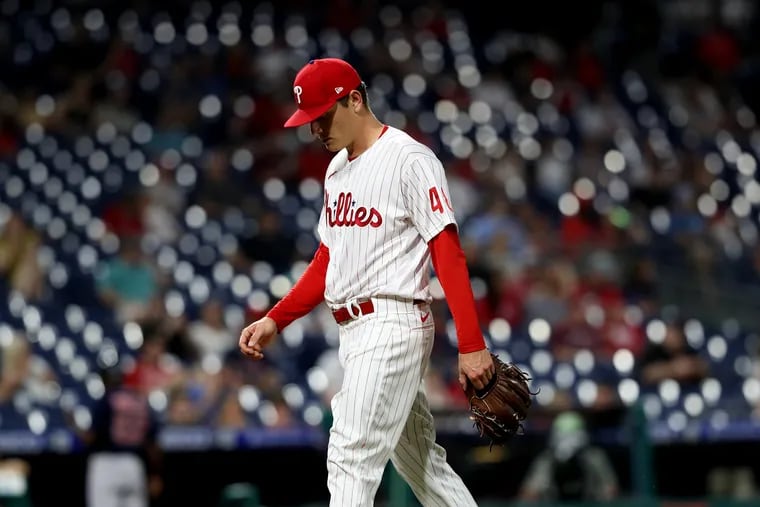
[347,125,389,162]
[429,225,487,354]
[266,242,329,332]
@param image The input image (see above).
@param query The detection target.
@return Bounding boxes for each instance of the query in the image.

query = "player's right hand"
[238,317,278,360]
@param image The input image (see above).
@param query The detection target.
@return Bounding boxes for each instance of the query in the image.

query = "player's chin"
[321,138,341,152]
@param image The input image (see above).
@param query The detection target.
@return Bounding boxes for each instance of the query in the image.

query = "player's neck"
[346,119,386,159]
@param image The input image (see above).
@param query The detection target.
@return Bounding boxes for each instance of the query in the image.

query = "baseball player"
[239,58,495,507]
[82,367,163,507]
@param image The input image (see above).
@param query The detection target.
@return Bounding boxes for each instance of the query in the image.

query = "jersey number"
[429,187,453,213]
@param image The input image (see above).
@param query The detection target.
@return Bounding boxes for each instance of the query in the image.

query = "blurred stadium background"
[0,0,759,505]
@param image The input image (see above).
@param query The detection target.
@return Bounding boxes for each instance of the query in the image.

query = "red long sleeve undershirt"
[265,226,486,353]
[429,225,487,353]
[266,242,328,332]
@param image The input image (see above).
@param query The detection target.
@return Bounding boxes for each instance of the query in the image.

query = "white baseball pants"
[327,298,478,507]
[86,452,148,507]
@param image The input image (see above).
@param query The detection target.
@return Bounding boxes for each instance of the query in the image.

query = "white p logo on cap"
[294,85,303,104]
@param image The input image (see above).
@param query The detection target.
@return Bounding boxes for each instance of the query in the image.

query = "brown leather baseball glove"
[465,353,533,446]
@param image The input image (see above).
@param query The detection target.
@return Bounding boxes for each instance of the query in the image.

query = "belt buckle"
[345,298,364,319]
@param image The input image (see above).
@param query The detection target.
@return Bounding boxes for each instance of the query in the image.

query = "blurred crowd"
[0,0,759,444]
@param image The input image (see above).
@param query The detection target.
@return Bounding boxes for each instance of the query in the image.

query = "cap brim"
[283,101,335,128]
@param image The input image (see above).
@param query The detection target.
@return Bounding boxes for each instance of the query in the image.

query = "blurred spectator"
[696,20,742,80]
[91,80,140,135]
[0,112,21,159]
[166,383,202,426]
[144,311,194,366]
[636,318,710,387]
[144,162,186,220]
[661,75,730,145]
[48,73,94,136]
[101,189,147,239]
[487,268,530,329]
[260,390,298,429]
[518,411,619,502]
[235,360,296,428]
[559,198,618,259]
[550,298,604,363]
[0,212,44,302]
[599,301,646,359]
[82,367,163,507]
[236,208,297,274]
[146,98,193,157]
[622,256,660,313]
[0,331,58,407]
[95,236,160,325]
[534,135,573,204]
[122,330,184,397]
[573,85,633,144]
[212,390,246,430]
[211,355,248,429]
[461,194,530,274]
[215,394,248,429]
[573,249,625,311]
[165,361,242,428]
[523,259,576,327]
[185,299,237,363]
[141,162,185,245]
[192,147,246,220]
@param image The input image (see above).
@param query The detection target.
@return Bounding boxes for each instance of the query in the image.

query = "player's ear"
[350,90,363,110]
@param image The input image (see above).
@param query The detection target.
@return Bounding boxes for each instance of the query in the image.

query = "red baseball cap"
[283,58,362,128]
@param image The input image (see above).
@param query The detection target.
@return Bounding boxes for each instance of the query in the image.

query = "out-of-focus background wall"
[0,0,759,506]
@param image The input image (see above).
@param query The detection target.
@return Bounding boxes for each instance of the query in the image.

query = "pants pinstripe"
[326,298,477,507]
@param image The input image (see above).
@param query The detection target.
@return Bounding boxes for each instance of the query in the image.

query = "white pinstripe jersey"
[317,126,457,305]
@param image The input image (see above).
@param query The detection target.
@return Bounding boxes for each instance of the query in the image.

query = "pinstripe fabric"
[317,126,457,306]
[316,126,476,505]
[326,299,477,507]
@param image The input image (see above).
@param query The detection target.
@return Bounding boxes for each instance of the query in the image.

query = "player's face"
[310,98,351,152]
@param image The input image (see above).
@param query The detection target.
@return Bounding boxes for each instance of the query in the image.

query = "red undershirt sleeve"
[429,224,487,354]
[265,242,329,332]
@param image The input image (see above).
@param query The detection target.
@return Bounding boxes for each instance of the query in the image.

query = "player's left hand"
[458,348,495,391]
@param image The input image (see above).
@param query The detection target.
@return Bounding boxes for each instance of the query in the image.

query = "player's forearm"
[266,242,329,332]
[429,225,487,354]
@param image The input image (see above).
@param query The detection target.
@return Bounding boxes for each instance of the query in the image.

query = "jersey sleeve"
[401,154,457,242]
[317,191,329,248]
